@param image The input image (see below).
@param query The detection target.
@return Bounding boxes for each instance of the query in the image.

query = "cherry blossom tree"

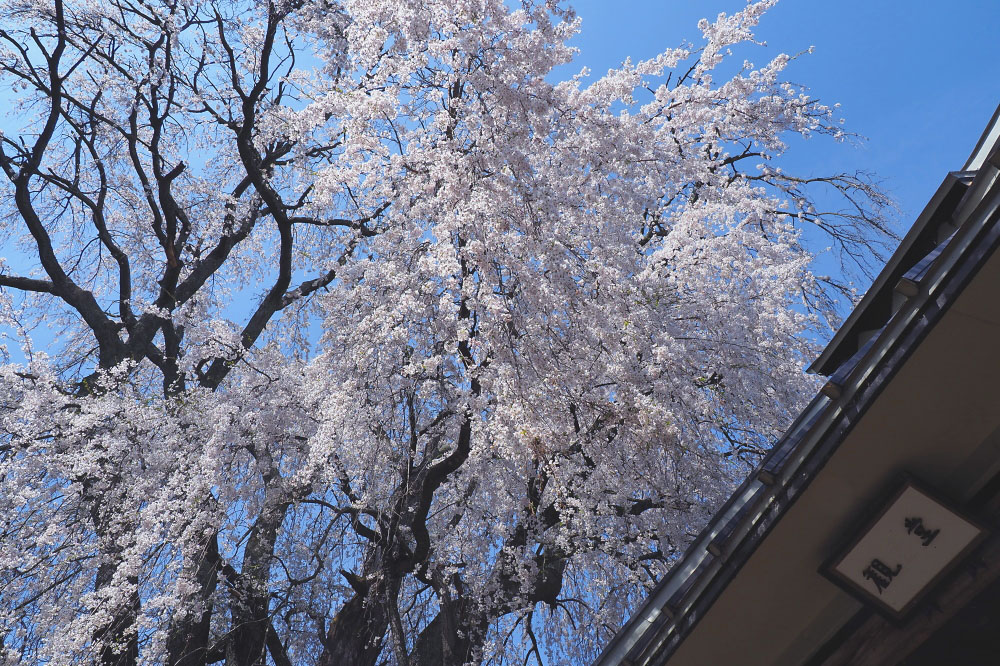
[0,0,891,664]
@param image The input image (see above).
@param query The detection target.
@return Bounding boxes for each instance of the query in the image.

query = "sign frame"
[820,474,989,623]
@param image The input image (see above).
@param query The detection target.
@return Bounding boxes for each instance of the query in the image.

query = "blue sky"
[563,0,1000,226]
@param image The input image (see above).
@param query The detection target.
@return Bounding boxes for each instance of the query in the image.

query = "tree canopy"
[0,0,891,664]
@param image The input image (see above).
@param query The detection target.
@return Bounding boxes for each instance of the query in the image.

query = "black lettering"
[870,558,902,577]
[862,566,890,594]
[862,558,902,595]
[904,516,940,546]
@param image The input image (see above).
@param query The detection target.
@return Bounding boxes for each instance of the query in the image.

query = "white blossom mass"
[0,0,892,664]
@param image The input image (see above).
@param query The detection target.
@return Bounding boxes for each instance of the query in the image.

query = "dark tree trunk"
[226,500,289,666]
[318,590,391,666]
[165,535,219,666]
[410,594,488,666]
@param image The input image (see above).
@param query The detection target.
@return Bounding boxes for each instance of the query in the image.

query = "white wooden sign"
[823,478,987,619]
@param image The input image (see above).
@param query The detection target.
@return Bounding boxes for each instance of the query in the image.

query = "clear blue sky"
[563,0,1000,227]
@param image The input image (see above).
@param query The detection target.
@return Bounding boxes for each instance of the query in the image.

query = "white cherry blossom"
[0,1,891,664]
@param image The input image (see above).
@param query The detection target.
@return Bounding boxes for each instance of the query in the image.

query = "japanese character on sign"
[861,558,902,595]
[904,516,939,546]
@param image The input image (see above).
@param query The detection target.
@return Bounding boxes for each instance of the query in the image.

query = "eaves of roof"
[812,103,1000,376]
